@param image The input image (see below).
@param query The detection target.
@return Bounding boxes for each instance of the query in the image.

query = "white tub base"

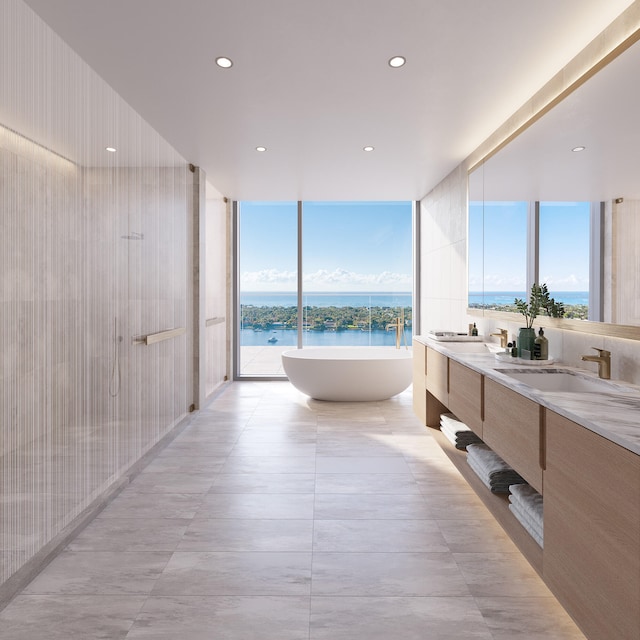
[281,347,412,401]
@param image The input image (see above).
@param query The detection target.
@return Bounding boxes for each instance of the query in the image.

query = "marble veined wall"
[1,0,198,591]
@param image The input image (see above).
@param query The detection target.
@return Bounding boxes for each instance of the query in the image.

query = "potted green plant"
[514,284,564,358]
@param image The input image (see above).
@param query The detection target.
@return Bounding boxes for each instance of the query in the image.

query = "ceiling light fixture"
[388,56,406,68]
[256,146,267,152]
[571,146,586,152]
[215,56,233,68]
[363,146,375,152]
[105,146,117,153]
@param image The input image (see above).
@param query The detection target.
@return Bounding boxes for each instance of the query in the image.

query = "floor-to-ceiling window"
[235,201,413,377]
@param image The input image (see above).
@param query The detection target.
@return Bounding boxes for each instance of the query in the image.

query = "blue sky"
[239,201,413,292]
[469,200,590,292]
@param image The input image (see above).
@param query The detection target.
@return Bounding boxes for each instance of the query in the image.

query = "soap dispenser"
[534,328,549,360]
[471,322,478,336]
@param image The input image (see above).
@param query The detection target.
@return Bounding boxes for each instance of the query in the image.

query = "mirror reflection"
[469,36,640,327]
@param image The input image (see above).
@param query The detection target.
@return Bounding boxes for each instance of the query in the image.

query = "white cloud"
[240,267,411,291]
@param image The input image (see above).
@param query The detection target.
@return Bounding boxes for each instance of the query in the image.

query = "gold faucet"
[490,328,509,349]
[581,347,611,379]
[386,308,405,349]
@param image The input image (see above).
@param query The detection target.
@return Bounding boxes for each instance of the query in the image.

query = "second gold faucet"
[490,328,509,349]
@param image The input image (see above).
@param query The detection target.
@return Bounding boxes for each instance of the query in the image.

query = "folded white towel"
[510,503,544,547]
[509,484,543,521]
[467,444,520,477]
[467,455,521,493]
[440,413,472,432]
[509,499,543,535]
[440,424,458,448]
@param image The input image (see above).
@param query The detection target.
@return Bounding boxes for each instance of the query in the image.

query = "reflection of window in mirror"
[539,202,590,320]
[471,201,527,310]
[468,200,484,308]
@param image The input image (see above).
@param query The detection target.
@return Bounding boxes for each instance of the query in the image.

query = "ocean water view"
[469,291,589,307]
[240,291,412,347]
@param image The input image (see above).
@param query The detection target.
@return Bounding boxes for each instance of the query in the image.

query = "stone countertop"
[415,335,640,456]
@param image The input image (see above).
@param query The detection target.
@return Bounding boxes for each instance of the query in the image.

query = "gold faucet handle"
[591,347,611,357]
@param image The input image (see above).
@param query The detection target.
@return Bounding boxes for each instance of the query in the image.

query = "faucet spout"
[581,347,611,379]
[490,328,509,348]
[386,308,405,349]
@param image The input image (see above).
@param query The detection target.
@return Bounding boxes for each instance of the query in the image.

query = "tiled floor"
[0,382,586,639]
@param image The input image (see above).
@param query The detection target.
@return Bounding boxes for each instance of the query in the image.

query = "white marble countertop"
[415,335,640,456]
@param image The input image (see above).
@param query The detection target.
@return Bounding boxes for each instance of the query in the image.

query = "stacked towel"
[466,443,526,493]
[509,483,544,547]
[440,413,483,451]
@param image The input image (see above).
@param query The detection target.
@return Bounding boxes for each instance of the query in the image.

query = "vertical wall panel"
[1,0,198,589]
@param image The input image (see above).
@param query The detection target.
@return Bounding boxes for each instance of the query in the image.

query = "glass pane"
[539,201,590,319]
[238,201,298,375]
[468,199,484,309]
[482,201,528,310]
[301,202,413,348]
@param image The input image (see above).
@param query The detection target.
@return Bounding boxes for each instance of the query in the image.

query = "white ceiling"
[473,37,640,202]
[24,0,635,201]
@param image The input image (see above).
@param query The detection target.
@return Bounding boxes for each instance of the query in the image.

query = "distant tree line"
[241,305,412,331]
[468,301,588,320]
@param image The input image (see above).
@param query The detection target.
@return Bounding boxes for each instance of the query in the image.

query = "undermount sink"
[441,342,504,354]
[495,368,634,394]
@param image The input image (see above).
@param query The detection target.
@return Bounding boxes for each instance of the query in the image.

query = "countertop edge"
[414,335,640,456]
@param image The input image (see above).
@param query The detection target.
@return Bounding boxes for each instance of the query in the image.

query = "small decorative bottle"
[471,323,478,336]
[534,328,549,360]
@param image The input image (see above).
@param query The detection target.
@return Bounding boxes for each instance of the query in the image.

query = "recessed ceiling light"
[363,146,375,152]
[571,146,586,152]
[105,146,117,153]
[388,56,406,68]
[256,146,267,152]
[215,56,233,68]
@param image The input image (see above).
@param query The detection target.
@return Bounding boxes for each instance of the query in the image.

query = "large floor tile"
[196,493,315,519]
[23,551,171,595]
[220,456,316,474]
[310,596,493,640]
[209,473,316,493]
[314,473,421,494]
[315,456,411,474]
[474,596,587,639]
[313,493,432,520]
[0,595,146,640]
[178,518,314,552]
[311,552,470,596]
[99,491,204,519]
[126,595,311,640]
[152,551,312,596]
[128,472,218,494]
[454,552,553,597]
[313,519,449,552]
[67,518,190,552]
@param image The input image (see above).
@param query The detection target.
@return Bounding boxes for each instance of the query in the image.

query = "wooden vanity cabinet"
[482,378,543,493]
[447,360,483,437]
[412,340,427,424]
[544,410,640,640]
[425,347,448,405]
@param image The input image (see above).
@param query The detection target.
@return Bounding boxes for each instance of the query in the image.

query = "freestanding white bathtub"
[281,347,413,401]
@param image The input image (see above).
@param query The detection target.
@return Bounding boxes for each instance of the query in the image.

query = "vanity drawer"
[482,379,543,492]
[448,360,483,437]
[425,347,448,406]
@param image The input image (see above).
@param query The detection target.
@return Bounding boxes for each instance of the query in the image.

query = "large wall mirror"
[469,33,640,338]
